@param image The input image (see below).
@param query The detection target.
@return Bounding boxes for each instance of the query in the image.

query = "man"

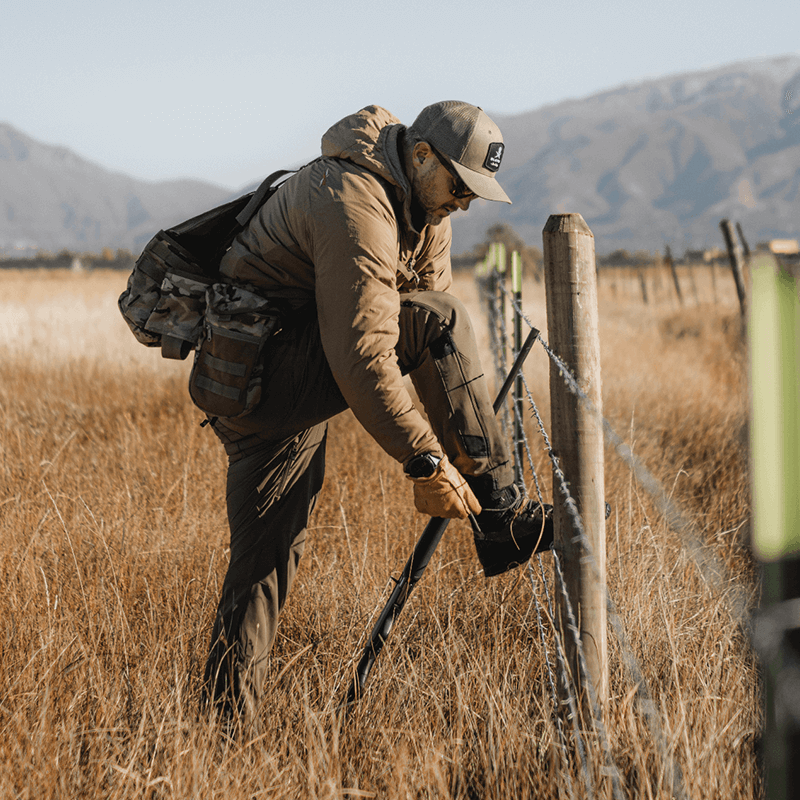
[202,101,553,727]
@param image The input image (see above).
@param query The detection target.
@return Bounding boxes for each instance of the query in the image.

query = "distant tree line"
[452,223,544,280]
[452,223,670,276]
[0,247,135,271]
[451,222,768,274]
[4,225,795,275]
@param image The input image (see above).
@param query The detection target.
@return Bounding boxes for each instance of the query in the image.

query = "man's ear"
[413,141,433,166]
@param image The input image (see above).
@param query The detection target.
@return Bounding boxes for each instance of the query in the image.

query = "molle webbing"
[194,376,242,400]
[201,353,248,377]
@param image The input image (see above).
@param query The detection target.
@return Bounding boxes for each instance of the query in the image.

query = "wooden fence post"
[638,266,649,305]
[543,213,608,707]
[687,261,700,305]
[711,257,719,304]
[665,245,683,306]
[497,242,507,338]
[512,251,525,489]
[736,221,751,260]
[737,221,753,299]
[720,219,747,318]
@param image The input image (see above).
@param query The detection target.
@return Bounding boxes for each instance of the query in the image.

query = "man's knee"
[397,291,476,371]
[401,290,467,328]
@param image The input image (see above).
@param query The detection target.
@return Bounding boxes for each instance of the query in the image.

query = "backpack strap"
[234,158,321,228]
[235,169,294,227]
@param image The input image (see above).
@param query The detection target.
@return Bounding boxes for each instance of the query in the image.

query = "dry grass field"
[0,266,757,799]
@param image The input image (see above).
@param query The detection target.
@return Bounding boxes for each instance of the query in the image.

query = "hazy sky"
[4,0,799,191]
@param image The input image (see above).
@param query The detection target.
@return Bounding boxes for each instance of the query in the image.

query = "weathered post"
[736,221,751,261]
[511,251,525,489]
[483,244,498,334]
[665,245,683,306]
[720,219,747,318]
[710,256,719,304]
[497,242,508,351]
[737,221,753,299]
[652,259,664,300]
[543,213,608,706]
[494,243,511,439]
[638,266,649,305]
[686,260,700,305]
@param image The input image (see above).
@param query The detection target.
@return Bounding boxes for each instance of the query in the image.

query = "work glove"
[407,455,482,520]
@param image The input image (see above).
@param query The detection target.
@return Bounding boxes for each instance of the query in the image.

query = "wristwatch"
[404,452,442,479]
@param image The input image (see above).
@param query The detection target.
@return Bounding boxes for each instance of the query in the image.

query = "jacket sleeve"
[305,165,443,464]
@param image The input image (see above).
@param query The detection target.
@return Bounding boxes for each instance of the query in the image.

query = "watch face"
[406,453,439,478]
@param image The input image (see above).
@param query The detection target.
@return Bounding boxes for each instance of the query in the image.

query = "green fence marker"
[749,252,800,800]
[497,242,507,274]
[750,254,800,563]
[511,250,522,293]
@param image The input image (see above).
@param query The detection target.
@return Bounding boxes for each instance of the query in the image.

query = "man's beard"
[409,170,449,229]
[410,196,441,230]
[425,212,445,227]
[410,195,448,229]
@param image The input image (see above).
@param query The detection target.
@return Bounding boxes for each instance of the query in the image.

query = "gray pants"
[203,291,513,723]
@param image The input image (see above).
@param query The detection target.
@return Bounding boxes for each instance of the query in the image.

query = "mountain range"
[2,54,799,257]
[454,54,800,253]
[0,127,231,255]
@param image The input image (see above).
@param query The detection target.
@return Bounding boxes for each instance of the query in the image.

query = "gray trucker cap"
[409,100,511,204]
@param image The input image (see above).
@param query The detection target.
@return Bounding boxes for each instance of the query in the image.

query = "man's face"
[409,144,476,227]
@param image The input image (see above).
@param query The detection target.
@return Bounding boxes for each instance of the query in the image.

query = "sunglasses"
[430,147,477,200]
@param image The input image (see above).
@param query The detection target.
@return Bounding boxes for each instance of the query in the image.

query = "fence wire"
[472,266,748,800]
[505,282,749,633]
[482,274,596,798]
[517,326,684,800]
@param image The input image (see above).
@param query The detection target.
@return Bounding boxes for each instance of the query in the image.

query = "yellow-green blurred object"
[750,254,800,562]
[512,251,522,292]
[496,242,506,274]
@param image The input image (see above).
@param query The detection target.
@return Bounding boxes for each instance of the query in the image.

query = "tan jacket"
[219,106,452,464]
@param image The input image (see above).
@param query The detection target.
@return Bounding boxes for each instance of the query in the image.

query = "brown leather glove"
[407,455,482,519]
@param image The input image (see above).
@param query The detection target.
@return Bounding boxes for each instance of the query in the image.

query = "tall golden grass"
[0,267,757,799]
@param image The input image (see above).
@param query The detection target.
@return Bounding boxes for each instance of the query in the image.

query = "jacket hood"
[321,105,410,194]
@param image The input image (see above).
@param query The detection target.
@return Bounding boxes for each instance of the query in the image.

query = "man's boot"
[471,484,554,577]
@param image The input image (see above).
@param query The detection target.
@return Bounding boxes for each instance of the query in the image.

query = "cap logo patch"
[484,142,504,172]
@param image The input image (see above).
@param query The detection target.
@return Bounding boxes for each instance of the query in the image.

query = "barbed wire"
[528,560,578,800]
[539,316,749,631]
[478,270,694,799]
[479,273,590,792]
[550,547,625,800]
[505,279,687,799]
[479,275,614,793]
[499,279,749,623]
[490,277,529,491]
[484,277,513,445]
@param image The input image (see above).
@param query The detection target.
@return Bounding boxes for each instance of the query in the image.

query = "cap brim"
[451,160,512,204]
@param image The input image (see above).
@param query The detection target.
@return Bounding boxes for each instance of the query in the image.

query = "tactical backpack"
[118,168,295,417]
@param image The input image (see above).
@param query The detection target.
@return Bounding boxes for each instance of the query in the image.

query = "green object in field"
[496,242,506,274]
[512,251,522,292]
[749,253,800,561]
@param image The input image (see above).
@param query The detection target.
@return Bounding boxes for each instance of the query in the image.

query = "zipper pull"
[407,258,420,286]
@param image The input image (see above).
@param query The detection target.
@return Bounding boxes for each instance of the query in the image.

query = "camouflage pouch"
[188,283,283,418]
[118,232,212,359]
[143,269,212,359]
[118,247,168,349]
